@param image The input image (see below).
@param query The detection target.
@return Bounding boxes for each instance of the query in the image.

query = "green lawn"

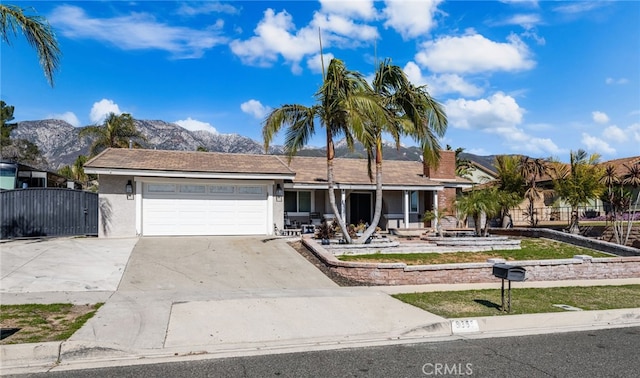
[338,238,613,265]
[393,285,640,318]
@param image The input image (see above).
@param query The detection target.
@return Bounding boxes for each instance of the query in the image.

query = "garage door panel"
[142,182,268,236]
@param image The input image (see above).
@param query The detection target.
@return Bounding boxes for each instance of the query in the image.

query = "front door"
[349,193,371,225]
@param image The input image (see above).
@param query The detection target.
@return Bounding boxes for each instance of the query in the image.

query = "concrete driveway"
[63,236,447,357]
[0,237,137,305]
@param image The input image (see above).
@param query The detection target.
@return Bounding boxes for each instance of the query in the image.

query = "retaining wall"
[490,228,640,257]
[302,235,640,286]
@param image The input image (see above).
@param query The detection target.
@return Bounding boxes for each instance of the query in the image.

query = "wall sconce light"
[275,183,284,202]
[125,180,133,195]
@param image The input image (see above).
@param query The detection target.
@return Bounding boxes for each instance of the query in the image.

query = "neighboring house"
[84,148,471,237]
[465,161,497,184]
[508,155,640,225]
[0,160,75,190]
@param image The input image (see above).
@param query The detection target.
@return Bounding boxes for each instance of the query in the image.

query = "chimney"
[423,150,456,179]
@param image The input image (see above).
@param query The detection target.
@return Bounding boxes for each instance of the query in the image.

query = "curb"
[0,341,61,374]
[450,308,640,338]
[2,309,640,375]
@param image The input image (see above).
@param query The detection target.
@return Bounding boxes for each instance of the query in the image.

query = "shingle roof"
[85,148,471,187]
[85,148,295,175]
[280,155,449,187]
[600,156,640,174]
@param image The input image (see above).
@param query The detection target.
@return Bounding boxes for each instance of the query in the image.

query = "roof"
[85,148,295,176]
[281,155,446,188]
[84,148,472,189]
[600,156,640,173]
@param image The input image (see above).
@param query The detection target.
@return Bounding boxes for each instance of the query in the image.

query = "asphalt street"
[8,326,640,378]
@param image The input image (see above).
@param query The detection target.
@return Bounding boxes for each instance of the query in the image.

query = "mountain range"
[8,119,496,173]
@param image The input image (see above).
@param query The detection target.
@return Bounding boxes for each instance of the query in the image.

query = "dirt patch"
[288,241,370,287]
[0,303,101,344]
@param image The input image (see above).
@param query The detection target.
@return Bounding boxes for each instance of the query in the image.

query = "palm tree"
[622,162,640,244]
[1,4,61,86]
[493,155,525,227]
[455,187,500,236]
[552,150,605,234]
[447,145,473,178]
[57,155,88,184]
[519,156,549,227]
[356,59,447,242]
[79,113,145,157]
[263,58,386,243]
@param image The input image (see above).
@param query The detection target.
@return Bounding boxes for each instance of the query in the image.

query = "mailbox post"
[492,263,526,312]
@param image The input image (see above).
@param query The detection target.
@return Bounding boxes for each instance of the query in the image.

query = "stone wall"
[490,228,640,257]
[600,227,640,248]
[302,237,640,286]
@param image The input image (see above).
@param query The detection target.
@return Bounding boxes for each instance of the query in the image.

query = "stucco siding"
[98,175,137,238]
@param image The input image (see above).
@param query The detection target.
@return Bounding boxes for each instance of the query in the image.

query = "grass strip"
[0,303,103,344]
[338,238,613,265]
[393,285,640,318]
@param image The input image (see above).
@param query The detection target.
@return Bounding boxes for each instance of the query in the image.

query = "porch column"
[340,189,346,222]
[432,191,439,230]
[403,190,410,228]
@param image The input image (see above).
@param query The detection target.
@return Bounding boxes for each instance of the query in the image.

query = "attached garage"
[141,181,268,236]
[84,149,295,238]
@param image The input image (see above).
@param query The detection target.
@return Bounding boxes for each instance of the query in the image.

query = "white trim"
[403,190,410,229]
[287,183,445,191]
[135,178,142,236]
[87,167,294,181]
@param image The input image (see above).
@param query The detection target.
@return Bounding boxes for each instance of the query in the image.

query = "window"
[210,185,234,194]
[284,191,311,212]
[147,184,176,193]
[410,191,419,213]
[238,186,263,195]
[180,184,205,193]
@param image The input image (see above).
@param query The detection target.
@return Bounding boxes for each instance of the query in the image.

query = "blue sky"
[2,1,639,161]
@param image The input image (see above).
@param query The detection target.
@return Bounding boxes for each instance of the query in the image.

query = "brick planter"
[302,236,640,286]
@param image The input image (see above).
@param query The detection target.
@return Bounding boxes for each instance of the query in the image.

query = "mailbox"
[492,263,526,282]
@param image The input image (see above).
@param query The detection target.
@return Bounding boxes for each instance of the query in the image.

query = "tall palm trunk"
[325,130,352,243]
[359,138,383,242]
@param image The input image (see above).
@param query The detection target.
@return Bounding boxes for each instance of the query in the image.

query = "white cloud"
[176,2,239,16]
[444,92,560,155]
[404,62,484,97]
[629,123,640,143]
[48,111,80,127]
[174,117,218,133]
[415,33,535,74]
[49,5,227,59]
[319,0,377,20]
[445,92,524,130]
[605,77,629,85]
[241,100,271,119]
[602,125,626,143]
[581,133,616,155]
[382,0,442,39]
[500,0,539,7]
[592,111,609,124]
[307,52,335,74]
[498,127,562,155]
[90,99,121,124]
[494,13,541,29]
[553,2,606,14]
[230,7,377,74]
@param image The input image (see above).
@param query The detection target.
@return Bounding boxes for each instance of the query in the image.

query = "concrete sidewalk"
[1,236,639,375]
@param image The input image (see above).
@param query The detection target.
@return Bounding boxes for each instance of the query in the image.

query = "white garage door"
[142,182,268,236]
